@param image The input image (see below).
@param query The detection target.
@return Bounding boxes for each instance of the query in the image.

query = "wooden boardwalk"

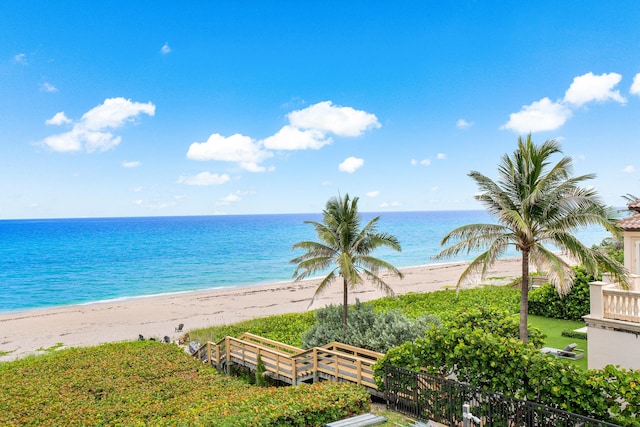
[192,333,384,396]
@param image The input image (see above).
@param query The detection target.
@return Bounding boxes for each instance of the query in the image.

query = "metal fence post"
[463,403,470,427]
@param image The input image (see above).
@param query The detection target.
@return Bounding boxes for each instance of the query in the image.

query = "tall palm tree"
[291,193,404,335]
[434,135,628,342]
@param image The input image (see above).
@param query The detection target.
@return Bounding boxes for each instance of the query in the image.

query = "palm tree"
[291,193,404,335]
[434,135,627,342]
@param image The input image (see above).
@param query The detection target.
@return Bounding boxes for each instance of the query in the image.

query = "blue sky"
[2,1,640,219]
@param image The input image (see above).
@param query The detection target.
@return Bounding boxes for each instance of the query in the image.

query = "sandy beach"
[0,258,523,361]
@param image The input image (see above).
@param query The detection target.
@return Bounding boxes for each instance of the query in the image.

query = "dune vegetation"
[0,340,368,426]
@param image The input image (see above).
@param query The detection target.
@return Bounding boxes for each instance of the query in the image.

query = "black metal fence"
[383,365,620,427]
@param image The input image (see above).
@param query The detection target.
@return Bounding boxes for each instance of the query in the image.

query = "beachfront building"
[584,200,640,370]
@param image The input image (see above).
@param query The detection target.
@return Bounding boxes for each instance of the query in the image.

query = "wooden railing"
[603,288,640,322]
[192,333,383,395]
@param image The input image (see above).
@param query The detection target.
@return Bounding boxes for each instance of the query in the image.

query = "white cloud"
[501,97,572,133]
[411,158,432,166]
[380,201,400,208]
[631,73,640,96]
[456,118,473,129]
[622,165,635,173]
[437,153,446,160]
[41,82,58,93]
[14,53,27,64]
[42,98,155,153]
[122,161,141,168]
[288,101,380,137]
[338,157,364,173]
[80,97,155,131]
[161,42,171,54]
[134,199,143,206]
[431,186,439,192]
[262,125,331,150]
[41,129,84,152]
[366,190,380,197]
[45,112,72,125]
[178,172,230,186]
[133,186,143,193]
[187,102,380,174]
[187,133,273,172]
[564,72,626,106]
[217,192,242,206]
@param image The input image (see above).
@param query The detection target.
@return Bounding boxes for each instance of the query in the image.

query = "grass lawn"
[528,314,588,370]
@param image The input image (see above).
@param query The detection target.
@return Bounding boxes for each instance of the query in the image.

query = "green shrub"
[561,330,587,340]
[375,310,640,426]
[528,266,595,320]
[302,300,440,353]
[0,341,370,426]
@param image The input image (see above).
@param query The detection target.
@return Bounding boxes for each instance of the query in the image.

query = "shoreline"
[0,257,523,361]
[0,259,479,317]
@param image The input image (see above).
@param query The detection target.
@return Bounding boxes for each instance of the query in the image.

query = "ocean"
[0,211,611,313]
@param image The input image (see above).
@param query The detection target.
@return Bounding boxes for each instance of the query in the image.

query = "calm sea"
[0,211,610,313]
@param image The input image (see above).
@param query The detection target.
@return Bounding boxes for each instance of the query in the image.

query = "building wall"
[587,324,640,370]
[623,230,640,277]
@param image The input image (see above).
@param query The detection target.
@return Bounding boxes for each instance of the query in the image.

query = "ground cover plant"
[370,285,521,320]
[0,340,369,426]
[189,311,316,347]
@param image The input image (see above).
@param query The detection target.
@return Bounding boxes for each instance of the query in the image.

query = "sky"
[2,1,640,219]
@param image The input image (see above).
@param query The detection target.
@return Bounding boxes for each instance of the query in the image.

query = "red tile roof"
[619,213,640,230]
[629,200,640,212]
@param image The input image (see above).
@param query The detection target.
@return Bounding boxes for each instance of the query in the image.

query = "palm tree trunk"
[343,277,348,337]
[520,249,530,343]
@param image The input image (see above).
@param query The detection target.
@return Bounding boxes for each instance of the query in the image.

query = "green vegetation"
[189,311,316,347]
[434,135,626,342]
[291,193,403,334]
[5,283,630,425]
[35,342,65,353]
[528,265,594,321]
[190,285,521,347]
[376,309,639,426]
[254,354,270,387]
[561,329,587,340]
[0,341,369,426]
[528,314,587,370]
[370,285,520,320]
[592,235,624,264]
[302,300,440,353]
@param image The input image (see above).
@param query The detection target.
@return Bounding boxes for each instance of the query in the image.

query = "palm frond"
[528,245,573,295]
[435,224,509,259]
[307,269,339,308]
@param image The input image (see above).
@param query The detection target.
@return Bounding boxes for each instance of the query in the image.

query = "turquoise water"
[0,211,610,313]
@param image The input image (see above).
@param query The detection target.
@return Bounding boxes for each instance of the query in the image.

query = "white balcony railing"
[603,287,640,323]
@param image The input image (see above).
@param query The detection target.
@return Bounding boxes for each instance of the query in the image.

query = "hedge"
[528,265,595,321]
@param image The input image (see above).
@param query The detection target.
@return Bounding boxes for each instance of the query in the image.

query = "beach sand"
[0,258,523,361]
